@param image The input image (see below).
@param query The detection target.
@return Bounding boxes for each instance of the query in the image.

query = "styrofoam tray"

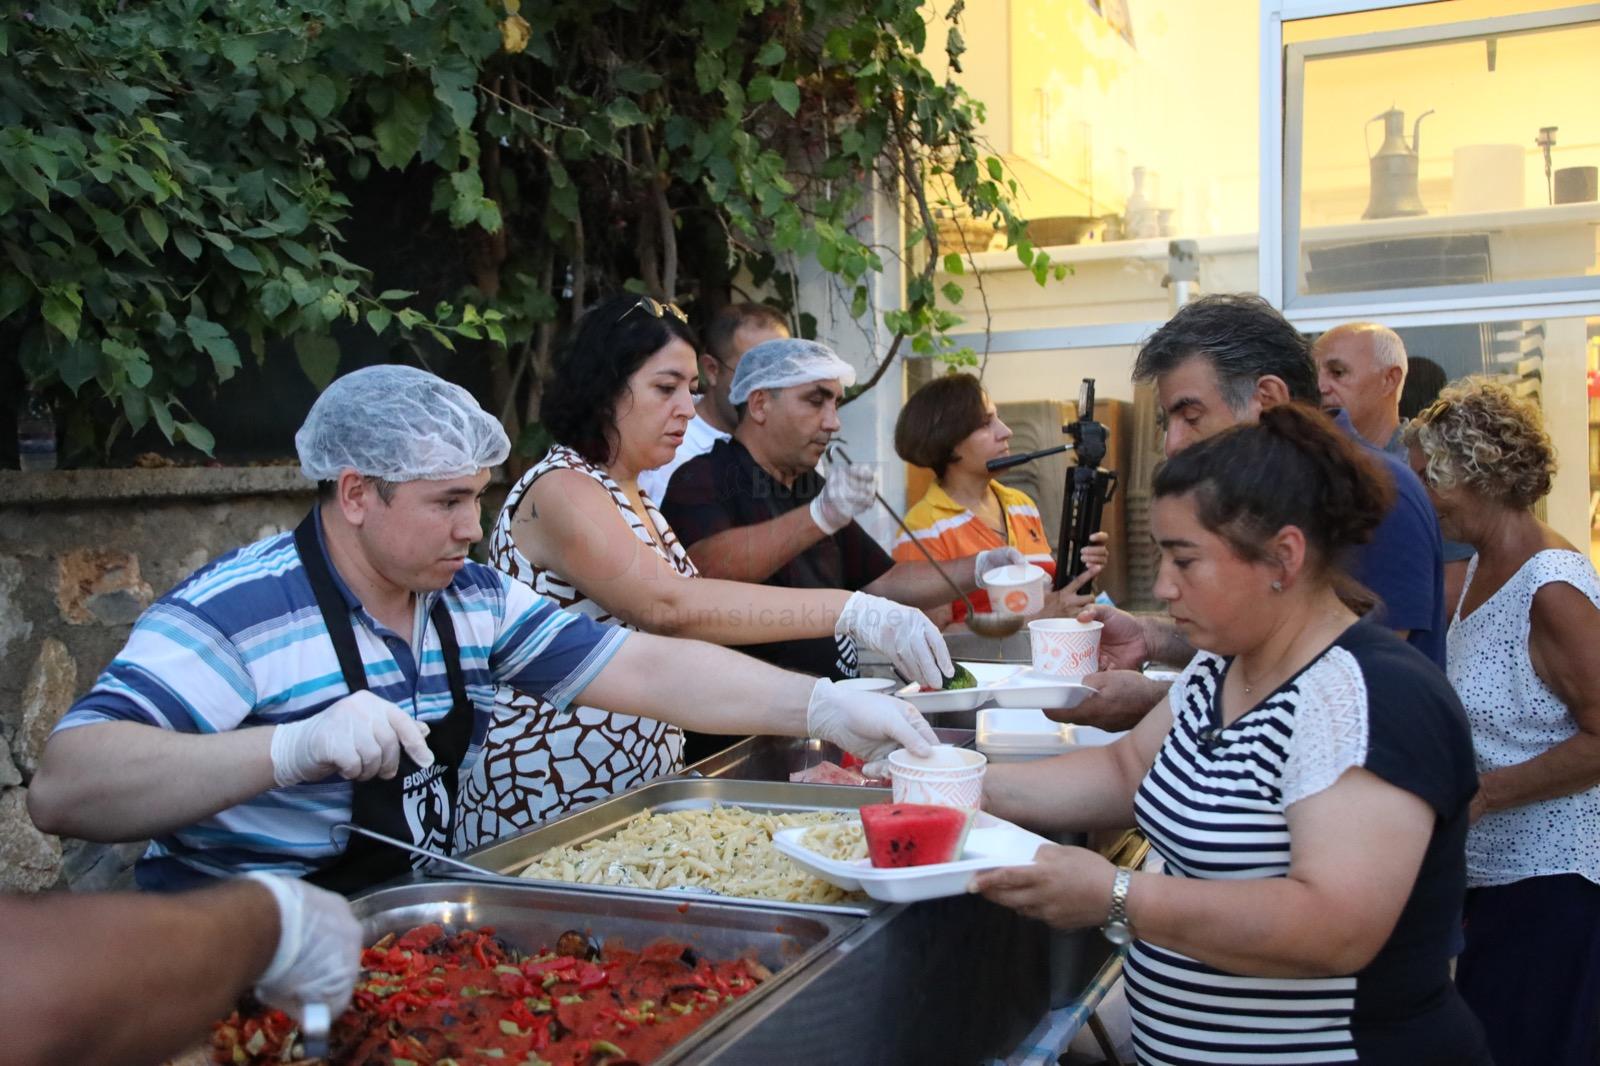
[976,708,1074,754]
[772,811,1049,903]
[986,670,1098,710]
[977,709,1126,759]
[895,662,1098,713]
[896,662,1025,713]
[897,684,989,713]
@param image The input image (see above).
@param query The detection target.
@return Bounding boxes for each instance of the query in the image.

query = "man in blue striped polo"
[28,365,936,893]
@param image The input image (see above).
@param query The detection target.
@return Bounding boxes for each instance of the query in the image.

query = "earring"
[1270,580,1284,592]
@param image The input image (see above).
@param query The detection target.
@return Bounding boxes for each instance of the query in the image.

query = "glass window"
[1284,7,1600,303]
[932,0,1260,329]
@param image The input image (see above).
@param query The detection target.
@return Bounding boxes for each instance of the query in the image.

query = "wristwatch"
[1102,866,1134,946]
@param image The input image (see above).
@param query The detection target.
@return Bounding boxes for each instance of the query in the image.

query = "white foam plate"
[895,662,1026,713]
[987,670,1098,710]
[896,685,988,713]
[976,708,1074,752]
[962,662,1026,687]
[773,811,1050,903]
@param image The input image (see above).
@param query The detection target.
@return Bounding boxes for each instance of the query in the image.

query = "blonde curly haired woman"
[1404,378,1600,1066]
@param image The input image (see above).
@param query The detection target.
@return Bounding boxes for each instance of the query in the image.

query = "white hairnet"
[728,338,857,405]
[296,365,509,482]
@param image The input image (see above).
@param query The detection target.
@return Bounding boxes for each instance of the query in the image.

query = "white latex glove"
[973,546,1026,583]
[245,872,362,1025]
[270,690,433,787]
[835,590,954,689]
[809,461,878,535]
[806,678,937,773]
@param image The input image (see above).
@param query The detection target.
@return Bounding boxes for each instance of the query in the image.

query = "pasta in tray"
[801,819,868,862]
[518,804,864,904]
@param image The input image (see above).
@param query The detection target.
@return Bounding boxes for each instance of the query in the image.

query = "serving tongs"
[328,822,545,891]
[826,445,1022,641]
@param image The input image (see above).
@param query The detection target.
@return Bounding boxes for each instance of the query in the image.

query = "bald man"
[1314,321,1474,606]
[1313,322,1409,450]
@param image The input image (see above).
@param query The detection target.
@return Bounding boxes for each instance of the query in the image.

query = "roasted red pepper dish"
[211,924,770,1066]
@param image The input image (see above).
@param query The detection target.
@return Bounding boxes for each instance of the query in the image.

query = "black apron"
[292,508,475,895]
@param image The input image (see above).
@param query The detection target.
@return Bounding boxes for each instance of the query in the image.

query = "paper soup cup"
[887,745,987,810]
[1028,618,1103,680]
[980,563,1050,617]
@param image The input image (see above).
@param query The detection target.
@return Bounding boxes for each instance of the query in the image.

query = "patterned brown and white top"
[455,445,695,851]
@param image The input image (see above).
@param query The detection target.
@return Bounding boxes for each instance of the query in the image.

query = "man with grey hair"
[30,365,939,894]
[662,337,1023,684]
[1313,321,1409,451]
[1061,295,1445,731]
[1314,322,1475,605]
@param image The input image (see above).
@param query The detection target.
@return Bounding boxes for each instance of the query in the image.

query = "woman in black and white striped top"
[977,404,1488,1065]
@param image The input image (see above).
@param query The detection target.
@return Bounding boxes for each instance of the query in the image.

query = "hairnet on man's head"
[296,365,510,483]
[727,338,857,405]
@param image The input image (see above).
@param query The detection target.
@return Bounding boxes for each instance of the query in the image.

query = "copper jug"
[1363,107,1433,219]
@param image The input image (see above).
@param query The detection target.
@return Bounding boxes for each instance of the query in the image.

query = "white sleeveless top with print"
[455,445,694,851]
[1447,548,1600,887]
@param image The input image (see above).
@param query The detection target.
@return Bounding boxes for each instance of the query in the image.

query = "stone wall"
[0,467,316,892]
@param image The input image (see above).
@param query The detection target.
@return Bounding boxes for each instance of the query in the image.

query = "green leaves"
[293,333,341,389]
[0,0,1034,462]
[0,144,51,206]
[56,340,101,392]
[373,83,432,169]
[219,36,259,70]
[259,279,293,319]
[605,98,647,129]
[41,286,82,341]
[770,82,800,117]
[222,243,263,273]
[613,66,662,94]
[184,315,241,380]
[139,207,169,249]
[302,75,339,120]
[431,56,478,131]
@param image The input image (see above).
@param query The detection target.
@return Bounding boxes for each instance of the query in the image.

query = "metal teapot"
[1363,107,1433,219]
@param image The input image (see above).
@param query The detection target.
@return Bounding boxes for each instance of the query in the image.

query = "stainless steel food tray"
[457,778,887,914]
[348,879,855,1066]
[683,728,974,783]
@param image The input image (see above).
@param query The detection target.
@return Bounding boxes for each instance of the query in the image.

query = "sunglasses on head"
[618,295,688,325]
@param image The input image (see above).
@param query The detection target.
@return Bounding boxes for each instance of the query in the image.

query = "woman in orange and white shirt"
[892,373,1107,629]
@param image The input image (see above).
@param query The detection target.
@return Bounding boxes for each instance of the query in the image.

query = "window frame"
[1263,0,1600,318]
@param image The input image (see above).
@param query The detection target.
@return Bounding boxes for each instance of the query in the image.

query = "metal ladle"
[827,446,1022,641]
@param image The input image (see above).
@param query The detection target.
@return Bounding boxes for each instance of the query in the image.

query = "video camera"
[985,378,1118,592]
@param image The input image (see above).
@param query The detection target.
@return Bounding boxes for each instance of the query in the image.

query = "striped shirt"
[891,480,1054,622]
[1127,621,1485,1065]
[55,514,627,889]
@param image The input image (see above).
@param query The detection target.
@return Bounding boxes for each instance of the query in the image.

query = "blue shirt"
[55,519,627,888]
[1337,409,1447,668]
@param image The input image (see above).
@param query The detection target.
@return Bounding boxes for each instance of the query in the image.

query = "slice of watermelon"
[859,803,976,868]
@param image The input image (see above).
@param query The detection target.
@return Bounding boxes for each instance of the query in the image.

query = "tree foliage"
[0,0,1057,461]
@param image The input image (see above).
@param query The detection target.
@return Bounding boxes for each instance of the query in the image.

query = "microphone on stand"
[986,442,1074,473]
[983,380,1117,592]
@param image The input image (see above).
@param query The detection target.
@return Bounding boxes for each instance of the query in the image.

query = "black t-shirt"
[661,438,894,680]
[1127,621,1489,1065]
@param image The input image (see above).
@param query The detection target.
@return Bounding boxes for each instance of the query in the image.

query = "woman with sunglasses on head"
[972,404,1488,1065]
[456,293,952,849]
[892,373,1108,629]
